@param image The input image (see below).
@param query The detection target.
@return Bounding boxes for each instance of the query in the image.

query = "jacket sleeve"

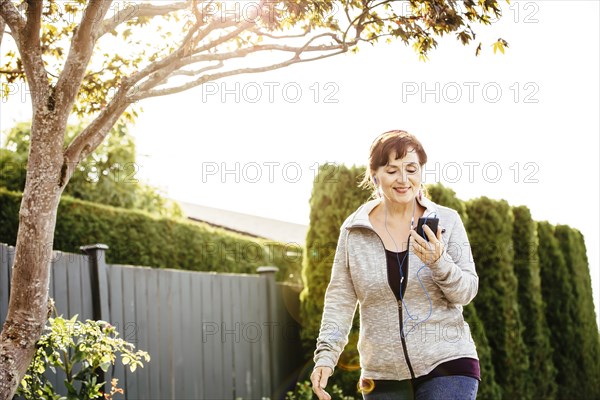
[313,225,358,373]
[429,210,479,305]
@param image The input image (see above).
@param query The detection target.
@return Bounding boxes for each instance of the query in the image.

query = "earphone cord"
[384,196,435,339]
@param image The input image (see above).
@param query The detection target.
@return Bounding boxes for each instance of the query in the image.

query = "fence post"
[257,266,279,400]
[80,244,110,322]
[80,243,110,393]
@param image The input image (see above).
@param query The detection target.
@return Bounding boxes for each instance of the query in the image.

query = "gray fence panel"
[157,268,173,400]
[190,272,205,399]
[133,266,150,399]
[53,255,69,317]
[250,274,264,398]
[230,276,249,399]
[179,271,195,400]
[235,275,258,399]
[67,253,83,319]
[146,267,161,397]
[222,275,235,398]
[171,271,184,399]
[79,254,94,320]
[0,243,305,400]
[107,264,126,393]
[201,273,218,399]
[121,266,138,400]
[259,276,271,396]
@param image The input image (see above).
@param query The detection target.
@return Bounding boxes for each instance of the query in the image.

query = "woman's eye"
[407,169,417,174]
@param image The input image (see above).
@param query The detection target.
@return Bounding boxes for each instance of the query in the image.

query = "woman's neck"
[382,198,416,220]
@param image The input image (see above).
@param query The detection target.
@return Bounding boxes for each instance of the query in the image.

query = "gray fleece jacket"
[313,195,479,380]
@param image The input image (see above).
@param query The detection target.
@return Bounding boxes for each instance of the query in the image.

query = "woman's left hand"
[409,225,445,266]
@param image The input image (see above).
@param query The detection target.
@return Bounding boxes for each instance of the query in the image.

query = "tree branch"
[62,86,132,174]
[135,47,347,100]
[0,20,6,51]
[0,1,49,106]
[168,61,224,77]
[54,0,112,118]
[131,17,242,94]
[0,16,5,47]
[99,0,192,36]
[23,0,42,47]
[0,68,23,74]
[248,27,311,40]
[342,0,382,44]
[168,33,348,71]
[0,1,24,38]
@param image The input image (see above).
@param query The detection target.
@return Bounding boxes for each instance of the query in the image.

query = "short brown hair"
[358,130,428,198]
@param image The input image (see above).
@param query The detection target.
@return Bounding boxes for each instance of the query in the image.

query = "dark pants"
[361,375,479,400]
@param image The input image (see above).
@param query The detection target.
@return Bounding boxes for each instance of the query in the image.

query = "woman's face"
[374,148,422,205]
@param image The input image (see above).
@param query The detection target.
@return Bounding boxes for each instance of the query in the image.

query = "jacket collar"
[345,195,439,230]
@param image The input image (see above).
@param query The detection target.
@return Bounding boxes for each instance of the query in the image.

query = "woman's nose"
[396,171,408,183]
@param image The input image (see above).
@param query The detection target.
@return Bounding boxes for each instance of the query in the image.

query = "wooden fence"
[0,243,305,399]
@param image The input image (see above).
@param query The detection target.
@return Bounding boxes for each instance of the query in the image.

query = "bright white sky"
[1,1,599,326]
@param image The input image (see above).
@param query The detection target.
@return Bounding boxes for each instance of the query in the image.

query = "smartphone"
[416,217,439,242]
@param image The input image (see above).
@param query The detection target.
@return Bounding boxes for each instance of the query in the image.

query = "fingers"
[410,226,432,248]
[311,367,332,400]
[410,226,444,265]
[423,224,439,242]
[319,368,330,388]
[410,225,438,246]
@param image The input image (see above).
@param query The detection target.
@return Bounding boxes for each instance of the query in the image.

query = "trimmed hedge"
[466,197,530,399]
[299,163,370,396]
[0,188,302,284]
[296,164,600,399]
[537,221,579,399]
[512,206,557,399]
[428,185,501,400]
[554,225,600,398]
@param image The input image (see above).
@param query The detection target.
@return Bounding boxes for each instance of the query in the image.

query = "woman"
[310,130,480,400]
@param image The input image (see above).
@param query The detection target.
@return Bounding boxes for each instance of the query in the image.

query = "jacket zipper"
[347,224,416,379]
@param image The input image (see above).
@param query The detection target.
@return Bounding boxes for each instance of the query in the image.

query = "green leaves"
[16,315,150,400]
[1,120,183,218]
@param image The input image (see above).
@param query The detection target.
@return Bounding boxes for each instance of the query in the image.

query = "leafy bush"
[16,314,150,400]
[285,380,357,400]
[0,188,302,284]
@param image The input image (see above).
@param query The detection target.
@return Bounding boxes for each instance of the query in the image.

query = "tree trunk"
[0,113,65,399]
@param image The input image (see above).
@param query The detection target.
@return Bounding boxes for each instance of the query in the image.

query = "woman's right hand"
[311,366,333,400]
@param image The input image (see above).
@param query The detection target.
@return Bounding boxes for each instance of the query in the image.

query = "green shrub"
[554,225,600,398]
[285,380,356,400]
[299,163,370,396]
[466,197,530,399]
[512,206,557,399]
[537,221,579,399]
[16,313,149,400]
[427,185,501,400]
[0,188,302,284]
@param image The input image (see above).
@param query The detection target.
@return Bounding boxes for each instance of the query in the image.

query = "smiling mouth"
[394,187,410,193]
